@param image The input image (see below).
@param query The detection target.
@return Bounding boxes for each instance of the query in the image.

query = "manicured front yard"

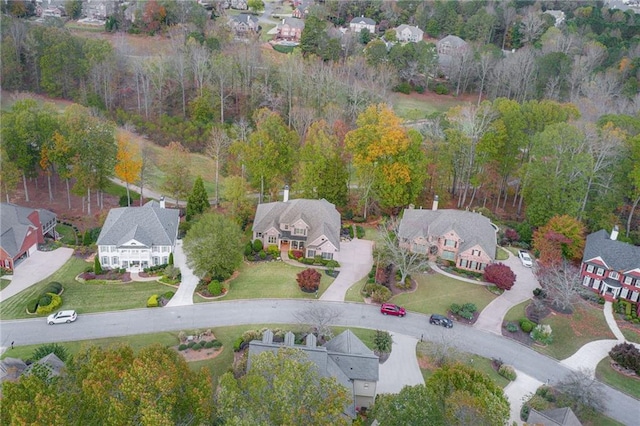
[194,261,335,302]
[0,278,11,291]
[0,257,174,320]
[56,223,78,245]
[618,321,640,344]
[596,356,640,399]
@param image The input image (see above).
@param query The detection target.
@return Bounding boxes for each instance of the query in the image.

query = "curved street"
[0,299,636,426]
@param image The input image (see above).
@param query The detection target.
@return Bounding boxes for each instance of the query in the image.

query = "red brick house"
[581,226,640,302]
[277,17,305,41]
[0,203,57,270]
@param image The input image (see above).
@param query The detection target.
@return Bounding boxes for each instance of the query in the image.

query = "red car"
[380,303,406,317]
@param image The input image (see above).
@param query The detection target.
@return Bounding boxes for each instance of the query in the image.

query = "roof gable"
[0,203,43,257]
[583,230,640,272]
[97,201,179,247]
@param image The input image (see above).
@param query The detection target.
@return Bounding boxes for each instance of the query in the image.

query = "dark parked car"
[380,303,406,317]
[429,314,453,328]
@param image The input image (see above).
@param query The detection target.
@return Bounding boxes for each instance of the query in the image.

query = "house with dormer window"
[96,199,179,271]
[581,226,640,302]
[251,187,340,260]
[397,198,497,273]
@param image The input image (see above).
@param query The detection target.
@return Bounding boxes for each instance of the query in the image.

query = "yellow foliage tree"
[114,132,142,206]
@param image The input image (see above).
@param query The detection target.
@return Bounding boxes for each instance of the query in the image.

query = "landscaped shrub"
[48,282,63,294]
[450,302,477,319]
[164,265,181,281]
[498,364,517,381]
[297,268,322,292]
[373,330,392,354]
[168,252,174,265]
[191,342,202,350]
[266,245,280,257]
[519,318,535,333]
[506,322,518,332]
[244,242,253,256]
[163,291,175,300]
[363,283,388,297]
[484,263,516,291]
[233,337,244,352]
[94,256,103,275]
[370,286,392,303]
[434,83,450,95]
[301,257,315,265]
[188,341,196,348]
[27,299,39,314]
[258,250,267,260]
[356,225,365,239]
[252,239,263,252]
[530,324,553,345]
[178,344,188,351]
[147,294,159,308]
[204,341,215,349]
[211,340,222,348]
[289,250,304,260]
[326,260,339,270]
[36,293,62,315]
[38,294,52,307]
[609,342,640,375]
[394,81,412,94]
[208,280,223,296]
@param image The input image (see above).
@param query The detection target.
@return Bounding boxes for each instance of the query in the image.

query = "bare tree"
[418,334,462,368]
[500,5,517,50]
[294,305,341,342]
[521,8,545,45]
[556,368,607,417]
[378,219,431,285]
[168,30,189,117]
[211,53,235,124]
[188,39,211,97]
[290,105,315,140]
[536,261,587,313]
[138,143,155,206]
[206,127,231,207]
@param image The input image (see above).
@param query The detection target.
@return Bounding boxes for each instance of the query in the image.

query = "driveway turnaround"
[377,332,424,394]
[0,300,636,426]
[320,238,373,302]
[474,251,540,334]
[0,248,74,302]
[165,240,197,307]
[504,369,543,425]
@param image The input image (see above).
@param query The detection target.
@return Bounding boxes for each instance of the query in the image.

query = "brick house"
[397,198,497,273]
[228,13,259,35]
[277,17,305,41]
[251,187,340,260]
[580,226,640,302]
[0,203,57,270]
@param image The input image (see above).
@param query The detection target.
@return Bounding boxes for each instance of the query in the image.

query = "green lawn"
[345,276,368,302]
[495,247,509,261]
[362,224,383,248]
[390,273,496,316]
[195,261,335,302]
[504,300,528,323]
[56,223,78,245]
[616,320,640,344]
[391,93,466,120]
[596,356,640,399]
[0,257,174,319]
[1,278,11,291]
[103,180,141,201]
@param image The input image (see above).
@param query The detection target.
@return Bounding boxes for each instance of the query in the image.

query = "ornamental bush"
[289,250,304,259]
[498,364,517,381]
[211,340,222,348]
[520,318,535,333]
[244,242,254,256]
[208,280,223,296]
[370,286,392,304]
[297,268,322,292]
[39,294,52,307]
[363,283,388,297]
[484,263,516,291]
[530,324,553,345]
[609,342,640,375]
[252,239,263,252]
[94,256,103,275]
[147,294,159,308]
[36,293,62,315]
[178,344,188,351]
[506,322,518,332]
[192,342,202,351]
[27,299,39,314]
[233,337,244,352]
[48,282,63,294]
[266,245,280,257]
[258,250,267,260]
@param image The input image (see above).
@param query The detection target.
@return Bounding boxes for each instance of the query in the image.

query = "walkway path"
[603,300,625,341]
[0,248,74,302]
[320,238,373,302]
[377,332,424,394]
[474,251,540,335]
[165,240,198,307]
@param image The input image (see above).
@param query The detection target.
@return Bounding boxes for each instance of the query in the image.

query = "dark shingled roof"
[583,229,640,272]
[0,203,56,257]
[350,16,376,25]
[97,201,179,247]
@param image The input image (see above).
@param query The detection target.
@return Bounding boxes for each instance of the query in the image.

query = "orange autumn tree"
[532,215,585,267]
[114,133,142,206]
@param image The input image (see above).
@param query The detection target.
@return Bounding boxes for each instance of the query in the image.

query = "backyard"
[0,257,174,320]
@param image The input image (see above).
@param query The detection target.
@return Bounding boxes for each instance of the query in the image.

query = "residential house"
[397,198,497,273]
[251,187,340,260]
[84,0,120,21]
[221,0,248,10]
[292,0,313,19]
[580,226,640,302]
[0,357,28,384]
[96,199,179,271]
[436,34,468,55]
[23,353,66,378]
[248,329,379,416]
[0,203,57,270]
[277,17,305,41]
[436,34,468,76]
[544,10,566,27]
[527,407,582,426]
[395,24,423,43]
[350,16,376,33]
[229,13,259,35]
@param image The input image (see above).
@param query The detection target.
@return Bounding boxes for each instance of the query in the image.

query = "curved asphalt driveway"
[0,300,635,425]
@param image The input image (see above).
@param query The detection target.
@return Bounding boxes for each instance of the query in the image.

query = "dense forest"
[1,0,640,243]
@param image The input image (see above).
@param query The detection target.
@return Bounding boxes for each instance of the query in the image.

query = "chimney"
[283,185,290,202]
[160,196,165,209]
[610,225,619,241]
[262,329,274,344]
[284,331,295,346]
[305,333,317,348]
[432,195,439,211]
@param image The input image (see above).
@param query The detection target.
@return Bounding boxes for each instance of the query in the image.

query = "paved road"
[0,300,636,425]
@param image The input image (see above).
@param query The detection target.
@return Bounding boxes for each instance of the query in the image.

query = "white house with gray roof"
[251,189,340,260]
[350,16,376,33]
[97,199,179,271]
[395,24,423,43]
[248,329,379,416]
[397,200,497,273]
[581,227,640,302]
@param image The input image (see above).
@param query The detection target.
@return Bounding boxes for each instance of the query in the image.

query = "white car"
[518,250,533,267]
[47,310,77,325]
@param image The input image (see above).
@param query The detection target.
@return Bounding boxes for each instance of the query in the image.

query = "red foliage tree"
[296,268,322,292]
[484,263,516,291]
[532,215,585,267]
[504,228,519,243]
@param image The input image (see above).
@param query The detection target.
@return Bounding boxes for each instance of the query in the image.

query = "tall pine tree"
[186,176,209,221]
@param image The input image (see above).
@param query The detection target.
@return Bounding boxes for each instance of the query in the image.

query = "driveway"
[377,332,424,394]
[320,238,373,302]
[165,240,197,307]
[474,251,539,334]
[0,248,74,302]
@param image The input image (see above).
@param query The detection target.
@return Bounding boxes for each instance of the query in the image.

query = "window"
[256,232,263,238]
[444,239,456,248]
[101,257,109,265]
[596,268,605,276]
[153,257,159,266]
[268,235,277,244]
[609,271,619,280]
[586,264,594,273]
[307,250,315,258]
[99,246,107,252]
[299,242,304,249]
[471,249,481,256]
[283,225,289,230]
[294,227,306,236]
[623,276,632,285]
[112,256,118,265]
[414,244,427,254]
[322,252,333,260]
[441,251,455,261]
[162,246,169,253]
[162,257,168,264]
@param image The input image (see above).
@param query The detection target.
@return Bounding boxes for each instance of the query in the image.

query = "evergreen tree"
[94,256,103,275]
[186,176,209,221]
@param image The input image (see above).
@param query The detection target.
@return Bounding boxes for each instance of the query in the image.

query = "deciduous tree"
[161,141,192,206]
[206,127,231,207]
[484,263,516,290]
[536,261,586,312]
[377,218,430,285]
[114,132,142,207]
[533,215,585,265]
[369,384,444,426]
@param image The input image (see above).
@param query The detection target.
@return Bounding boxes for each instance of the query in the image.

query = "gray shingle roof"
[97,201,179,247]
[252,198,340,250]
[395,24,423,38]
[282,17,305,29]
[231,13,258,24]
[398,208,496,258]
[527,407,582,426]
[350,16,376,25]
[0,203,53,257]
[23,353,65,378]
[437,34,467,48]
[583,229,640,272]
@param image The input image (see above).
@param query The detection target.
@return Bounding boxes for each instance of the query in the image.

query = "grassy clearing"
[103,180,141,201]
[534,304,615,360]
[504,300,528,323]
[344,276,368,302]
[495,247,509,261]
[504,246,520,256]
[1,279,11,291]
[361,224,383,248]
[195,261,335,302]
[391,273,496,316]
[56,224,78,245]
[0,257,173,319]
[616,320,640,344]
[596,356,640,399]
[392,92,466,120]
